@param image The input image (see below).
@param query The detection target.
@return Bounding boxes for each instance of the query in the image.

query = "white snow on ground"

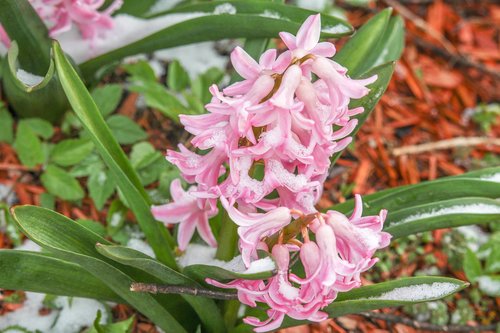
[179,244,275,274]
[296,0,328,11]
[58,13,208,63]
[481,173,500,183]
[0,184,17,206]
[127,238,155,258]
[366,282,459,301]
[476,276,500,296]
[154,42,228,78]
[456,225,490,253]
[0,292,107,333]
[14,239,41,252]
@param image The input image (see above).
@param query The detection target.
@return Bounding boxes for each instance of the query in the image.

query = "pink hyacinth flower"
[151,179,218,250]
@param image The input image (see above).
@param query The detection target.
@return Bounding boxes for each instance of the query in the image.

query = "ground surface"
[0,0,499,332]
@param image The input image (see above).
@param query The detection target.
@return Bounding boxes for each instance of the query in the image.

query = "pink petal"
[230,46,260,80]
[296,14,321,51]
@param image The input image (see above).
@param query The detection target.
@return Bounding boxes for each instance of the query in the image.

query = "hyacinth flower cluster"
[152,14,392,331]
[0,0,122,47]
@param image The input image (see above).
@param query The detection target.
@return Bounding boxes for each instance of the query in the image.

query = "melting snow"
[366,282,459,301]
[179,244,275,274]
[213,3,237,15]
[393,204,500,225]
[322,24,351,35]
[477,276,500,296]
[481,173,500,183]
[0,292,107,333]
[16,69,44,87]
[58,13,208,63]
[127,238,155,258]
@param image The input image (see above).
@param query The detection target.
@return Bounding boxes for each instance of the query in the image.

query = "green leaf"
[0,0,51,74]
[117,0,157,17]
[39,192,55,210]
[76,219,107,238]
[106,200,127,237]
[12,205,189,333]
[130,142,166,185]
[88,311,134,333]
[167,60,190,92]
[384,197,500,238]
[51,138,95,166]
[41,165,85,201]
[97,244,226,333]
[183,257,276,282]
[464,249,482,283]
[485,243,500,274]
[330,62,394,164]
[334,8,393,77]
[80,2,352,81]
[88,170,116,210]
[0,250,122,302]
[329,169,500,215]
[107,115,148,145]
[13,120,44,167]
[21,118,54,139]
[92,84,123,118]
[53,41,177,268]
[324,276,467,317]
[0,107,14,143]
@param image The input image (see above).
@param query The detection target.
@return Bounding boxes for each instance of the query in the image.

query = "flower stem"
[215,209,238,261]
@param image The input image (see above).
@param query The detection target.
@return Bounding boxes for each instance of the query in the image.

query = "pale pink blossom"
[151,179,218,250]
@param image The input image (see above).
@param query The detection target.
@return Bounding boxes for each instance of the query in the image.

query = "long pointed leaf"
[385,197,500,238]
[12,205,188,333]
[97,244,226,333]
[52,41,177,268]
[80,2,352,81]
[0,250,122,302]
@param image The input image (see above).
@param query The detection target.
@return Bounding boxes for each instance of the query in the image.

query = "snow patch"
[456,225,489,252]
[15,239,41,252]
[16,69,44,87]
[127,238,155,258]
[477,276,500,296]
[366,282,459,301]
[179,244,275,274]
[260,10,287,20]
[393,204,500,225]
[0,292,107,333]
[481,173,500,183]
[213,3,237,15]
[322,24,351,35]
[59,13,207,63]
[146,0,183,15]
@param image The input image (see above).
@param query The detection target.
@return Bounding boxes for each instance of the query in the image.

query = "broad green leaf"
[0,250,122,302]
[88,170,116,210]
[107,199,127,237]
[12,205,189,333]
[485,243,500,274]
[97,244,227,333]
[324,276,467,317]
[13,121,44,167]
[50,138,95,166]
[123,60,157,82]
[76,219,107,238]
[107,115,148,145]
[334,8,392,77]
[364,15,405,71]
[384,197,500,238]
[0,0,50,74]
[92,84,124,118]
[21,118,54,139]
[0,107,14,143]
[41,165,85,201]
[53,41,177,268]
[39,192,55,210]
[183,257,276,282]
[464,249,482,283]
[330,62,394,164]
[167,60,190,92]
[329,169,500,215]
[88,311,134,333]
[80,2,352,80]
[130,142,161,169]
[2,41,68,123]
[117,0,157,17]
[69,153,104,177]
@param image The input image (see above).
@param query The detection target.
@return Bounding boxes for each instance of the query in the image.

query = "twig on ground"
[357,312,499,332]
[412,36,500,81]
[392,137,500,156]
[130,283,238,300]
